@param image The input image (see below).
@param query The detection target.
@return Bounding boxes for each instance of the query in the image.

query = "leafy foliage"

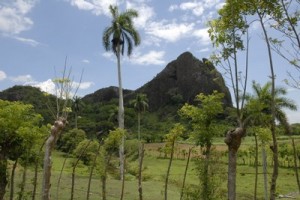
[58,129,87,153]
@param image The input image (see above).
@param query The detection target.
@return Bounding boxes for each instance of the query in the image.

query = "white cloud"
[199,48,210,52]
[29,79,94,95]
[0,0,36,35]
[146,20,195,42]
[102,51,115,62]
[73,81,94,89]
[168,4,178,12]
[0,71,7,81]
[180,2,204,16]
[169,0,221,16]
[69,0,94,11]
[193,28,210,45]
[10,74,34,83]
[126,1,154,28]
[68,0,117,16]
[215,2,225,10]
[31,79,56,94]
[250,21,261,31]
[14,36,40,46]
[82,59,90,63]
[130,50,165,65]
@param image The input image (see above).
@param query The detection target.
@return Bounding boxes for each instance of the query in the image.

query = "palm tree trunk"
[116,45,125,200]
[10,159,18,200]
[138,143,144,200]
[138,112,141,141]
[137,112,144,200]
[225,127,245,200]
[75,112,78,129]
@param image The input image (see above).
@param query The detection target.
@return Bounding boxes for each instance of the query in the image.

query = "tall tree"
[247,81,298,195]
[42,65,74,200]
[270,0,300,69]
[102,5,141,199]
[0,100,43,200]
[131,93,148,200]
[208,1,249,199]
[164,123,185,200]
[72,96,83,129]
[100,128,124,200]
[179,91,225,199]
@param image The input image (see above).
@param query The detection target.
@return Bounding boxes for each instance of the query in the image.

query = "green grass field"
[4,137,300,200]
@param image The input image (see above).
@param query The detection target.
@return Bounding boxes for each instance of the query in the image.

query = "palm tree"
[102,5,141,200]
[72,96,83,129]
[131,93,148,200]
[245,81,298,197]
[131,93,148,141]
[248,81,297,125]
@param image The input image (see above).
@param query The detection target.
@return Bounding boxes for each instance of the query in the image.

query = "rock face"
[135,51,232,110]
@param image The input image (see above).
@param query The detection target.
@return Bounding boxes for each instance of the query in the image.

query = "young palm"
[248,81,297,127]
[131,93,148,200]
[102,5,141,200]
[131,93,148,141]
[245,81,299,195]
[72,96,83,129]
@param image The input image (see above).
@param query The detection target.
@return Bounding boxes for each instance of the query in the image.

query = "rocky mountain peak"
[135,51,232,110]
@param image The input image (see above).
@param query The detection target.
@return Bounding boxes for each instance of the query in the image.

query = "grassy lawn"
[4,137,300,199]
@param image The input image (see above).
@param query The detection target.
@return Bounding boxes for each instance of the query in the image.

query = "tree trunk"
[18,163,28,200]
[164,140,175,200]
[32,140,46,200]
[201,144,212,199]
[87,143,101,200]
[0,152,8,200]
[138,143,144,200]
[32,159,39,200]
[56,154,69,200]
[180,147,192,200]
[116,45,125,200]
[254,134,258,200]
[224,127,245,200]
[291,137,300,192]
[42,118,66,200]
[71,141,91,200]
[262,145,268,200]
[101,174,107,200]
[101,154,111,200]
[75,112,78,129]
[256,8,278,200]
[9,159,18,200]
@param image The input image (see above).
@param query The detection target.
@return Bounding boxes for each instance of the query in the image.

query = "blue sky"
[0,0,299,123]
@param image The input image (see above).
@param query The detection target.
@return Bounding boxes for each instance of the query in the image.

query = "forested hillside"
[0,52,232,140]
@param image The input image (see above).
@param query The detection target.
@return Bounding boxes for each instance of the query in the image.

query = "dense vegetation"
[1,0,300,200]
